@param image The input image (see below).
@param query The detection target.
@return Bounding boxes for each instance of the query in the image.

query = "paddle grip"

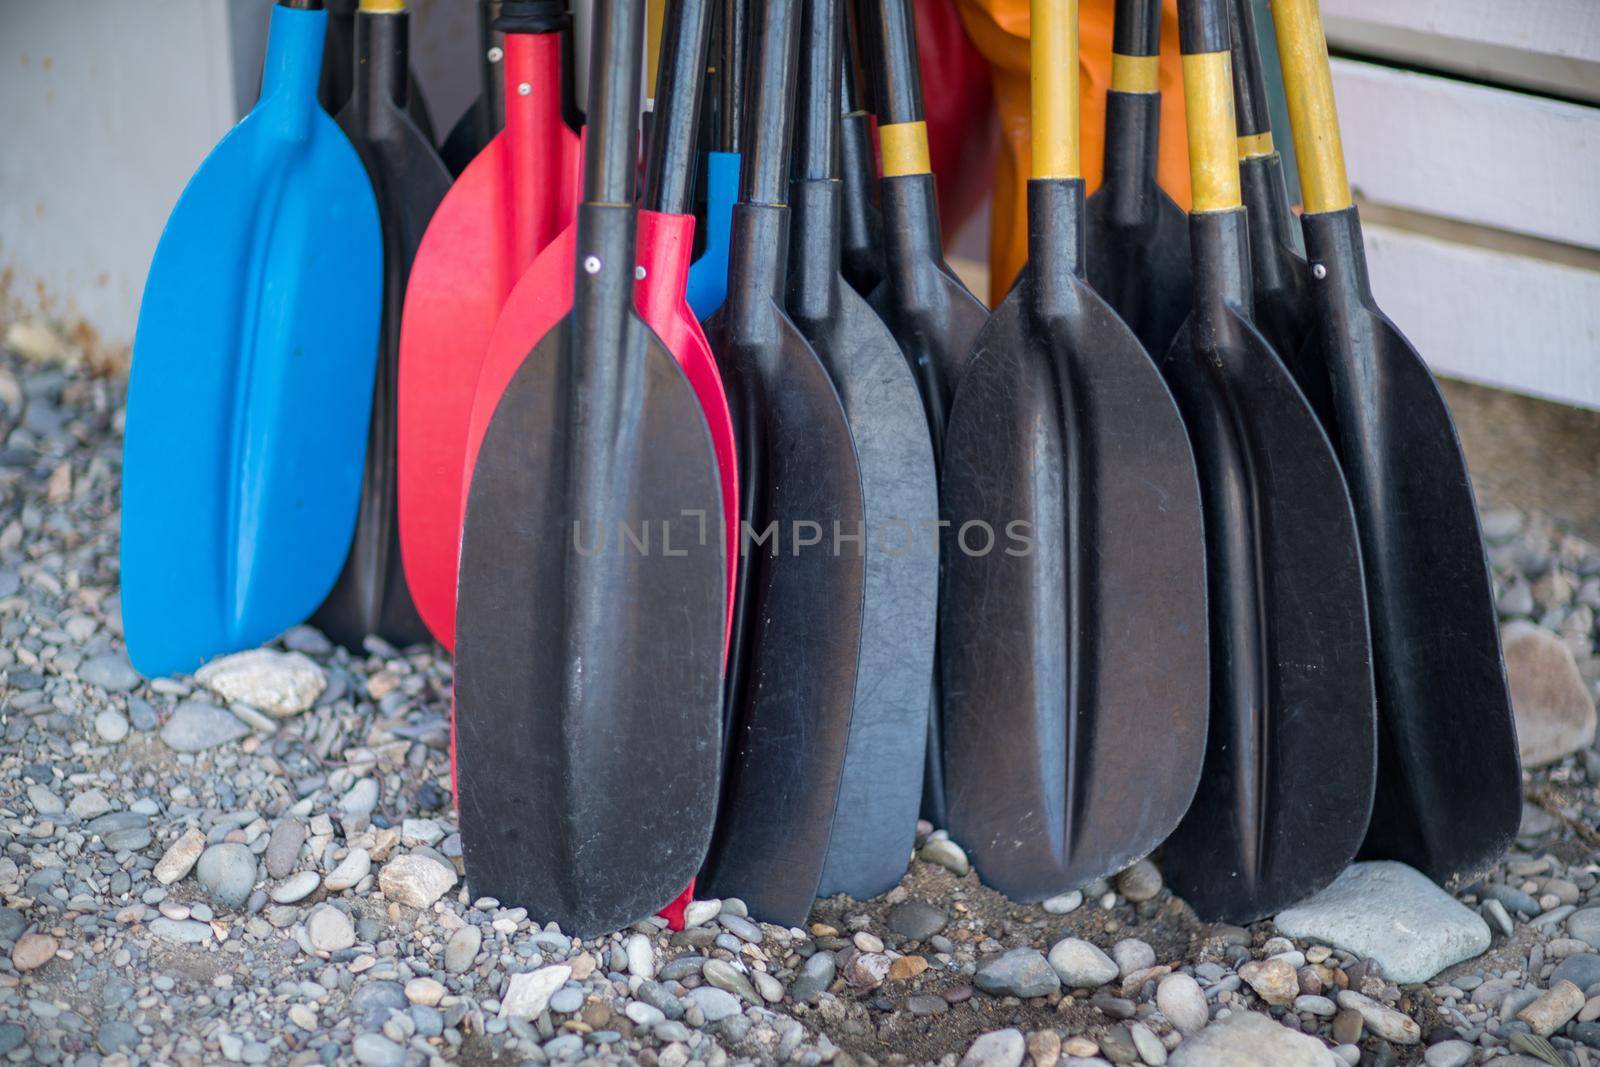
[738,0,801,206]
[279,0,325,10]
[793,0,841,182]
[1031,0,1080,181]
[720,0,749,152]
[1178,0,1242,213]
[1112,0,1160,57]
[644,0,714,214]
[860,0,924,126]
[583,0,646,204]
[1178,0,1229,55]
[495,0,569,34]
[1227,0,1272,140]
[1269,0,1350,213]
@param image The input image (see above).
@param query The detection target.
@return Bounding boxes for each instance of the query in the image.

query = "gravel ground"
[1,327,1599,1067]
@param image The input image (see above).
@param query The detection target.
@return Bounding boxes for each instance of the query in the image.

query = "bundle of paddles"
[121,0,1520,937]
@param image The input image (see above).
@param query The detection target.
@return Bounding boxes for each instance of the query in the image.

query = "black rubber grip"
[495,0,569,34]
[1112,0,1161,59]
[861,0,924,126]
[1227,0,1272,136]
[1178,0,1230,56]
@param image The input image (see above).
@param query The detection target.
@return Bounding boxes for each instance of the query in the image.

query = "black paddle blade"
[1300,207,1521,890]
[699,208,868,927]
[455,314,726,937]
[789,180,939,901]
[1239,155,1317,399]
[939,180,1207,901]
[319,0,437,142]
[315,9,452,651]
[1156,211,1376,923]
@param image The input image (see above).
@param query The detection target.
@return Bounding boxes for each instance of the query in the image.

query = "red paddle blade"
[635,210,739,651]
[397,31,580,649]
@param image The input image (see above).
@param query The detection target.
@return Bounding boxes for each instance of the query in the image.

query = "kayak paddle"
[1271,0,1520,889]
[698,0,868,926]
[121,0,381,678]
[787,0,939,901]
[1226,0,1314,372]
[439,0,507,176]
[1083,0,1192,360]
[453,0,726,936]
[939,0,1207,901]
[860,0,990,828]
[397,0,581,650]
[685,0,746,320]
[1154,0,1376,922]
[838,0,885,297]
[320,0,436,142]
[311,0,452,651]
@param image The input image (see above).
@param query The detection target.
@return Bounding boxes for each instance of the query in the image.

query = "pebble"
[1112,938,1156,977]
[976,947,1061,998]
[1168,1008,1340,1066]
[1048,938,1118,988]
[792,950,836,1002]
[79,653,139,692]
[351,1033,405,1067]
[94,707,129,743]
[445,924,481,973]
[195,648,326,716]
[1239,959,1300,1006]
[1503,619,1597,765]
[68,788,112,820]
[500,964,571,1019]
[306,905,356,952]
[626,932,655,978]
[682,899,721,928]
[270,870,320,903]
[1157,973,1211,1034]
[160,701,251,752]
[1129,1021,1166,1065]
[961,1028,1026,1067]
[1116,859,1164,902]
[377,854,457,909]
[340,778,380,817]
[1334,991,1420,1044]
[888,901,946,940]
[11,932,57,971]
[1294,994,1337,1017]
[703,959,761,1004]
[1552,952,1600,991]
[685,985,742,1023]
[918,837,970,876]
[148,917,213,944]
[195,842,258,909]
[1275,862,1490,983]
[1043,890,1083,915]
[157,831,207,885]
[1422,1040,1474,1067]
[264,819,307,878]
[324,848,372,892]
[405,977,445,1006]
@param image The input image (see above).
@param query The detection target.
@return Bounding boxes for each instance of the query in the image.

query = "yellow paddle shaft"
[1270,0,1352,213]
[1181,50,1241,213]
[1030,0,1080,180]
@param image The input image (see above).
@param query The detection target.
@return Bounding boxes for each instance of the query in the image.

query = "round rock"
[1048,938,1118,988]
[194,842,257,909]
[306,905,356,952]
[976,947,1061,999]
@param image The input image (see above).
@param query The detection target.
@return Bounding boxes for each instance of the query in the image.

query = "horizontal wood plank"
[1332,59,1600,251]
[1362,222,1600,411]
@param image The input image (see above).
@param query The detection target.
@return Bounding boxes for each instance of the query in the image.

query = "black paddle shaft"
[1154,0,1376,923]
[1226,0,1315,376]
[453,0,725,936]
[699,0,870,926]
[787,0,938,902]
[1084,0,1192,360]
[644,0,714,214]
[315,1,451,651]
[838,0,885,296]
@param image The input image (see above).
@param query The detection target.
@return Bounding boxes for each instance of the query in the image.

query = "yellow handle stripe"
[358,0,405,11]
[1182,51,1242,213]
[1110,54,1160,94]
[1031,0,1080,179]
[880,121,932,177]
[1271,0,1351,212]
[1236,131,1274,160]
[647,0,666,95]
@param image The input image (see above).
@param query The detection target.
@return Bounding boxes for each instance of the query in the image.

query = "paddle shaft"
[644,0,713,213]
[1100,0,1161,224]
[838,0,883,293]
[720,0,749,153]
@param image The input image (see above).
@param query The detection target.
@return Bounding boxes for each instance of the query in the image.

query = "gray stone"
[270,871,320,904]
[1042,890,1083,915]
[352,1033,406,1067]
[97,1020,138,1054]
[80,653,139,692]
[685,985,742,1023]
[1048,938,1118,988]
[792,951,836,1003]
[0,1025,23,1055]
[127,698,158,731]
[1113,939,1157,978]
[888,901,947,941]
[264,819,307,879]
[1274,862,1490,983]
[1422,1040,1473,1067]
[976,947,1062,998]
[703,959,761,1005]
[94,708,129,743]
[307,905,356,952]
[1334,991,1421,1044]
[960,1028,1026,1067]
[1168,1008,1340,1067]
[161,701,250,752]
[719,913,763,943]
[1157,973,1210,1034]
[635,981,686,1020]
[1482,883,1541,917]
[26,784,63,815]
[1569,909,1600,949]
[918,837,970,876]
[67,788,112,820]
[194,842,257,909]
[324,848,371,892]
[548,987,584,1014]
[351,981,407,1029]
[1504,620,1597,765]
[148,918,213,944]
[444,925,480,974]
[1552,952,1600,992]
[1116,859,1164,902]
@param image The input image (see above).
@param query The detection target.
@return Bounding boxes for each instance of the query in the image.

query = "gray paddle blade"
[1155,210,1377,922]
[1301,207,1521,890]
[454,314,725,938]
[699,262,867,925]
[788,183,940,901]
[939,184,1209,901]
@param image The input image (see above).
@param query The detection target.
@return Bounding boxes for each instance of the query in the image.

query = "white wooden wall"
[1324,0,1600,411]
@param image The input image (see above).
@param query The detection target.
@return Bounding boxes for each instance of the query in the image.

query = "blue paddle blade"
[120,4,382,678]
[685,151,740,320]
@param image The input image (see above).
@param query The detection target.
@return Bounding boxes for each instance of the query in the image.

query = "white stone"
[271,871,321,904]
[1335,991,1421,1044]
[1047,938,1118,988]
[154,827,207,885]
[1157,973,1210,1034]
[324,849,371,892]
[306,905,356,952]
[377,854,457,909]
[94,708,130,743]
[1042,890,1083,915]
[960,1029,1026,1067]
[625,933,655,979]
[682,899,722,928]
[1169,1008,1340,1066]
[500,965,572,1020]
[195,648,325,716]
[1275,862,1490,984]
